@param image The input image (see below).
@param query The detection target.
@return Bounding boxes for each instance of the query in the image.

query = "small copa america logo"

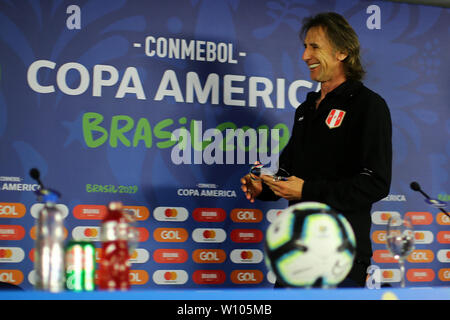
[325,109,346,129]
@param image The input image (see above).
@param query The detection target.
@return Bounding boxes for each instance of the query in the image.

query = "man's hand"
[260,175,304,201]
[240,173,263,203]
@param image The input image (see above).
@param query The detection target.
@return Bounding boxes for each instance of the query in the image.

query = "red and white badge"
[325,109,346,129]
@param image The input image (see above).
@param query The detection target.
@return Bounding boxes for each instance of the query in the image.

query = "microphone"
[29,168,43,187]
[410,181,449,218]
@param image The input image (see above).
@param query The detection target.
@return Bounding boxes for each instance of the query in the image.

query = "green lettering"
[110,115,134,147]
[82,112,108,148]
[154,118,176,149]
[133,118,152,148]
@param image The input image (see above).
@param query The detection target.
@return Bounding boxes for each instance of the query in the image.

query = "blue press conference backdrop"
[0,0,449,290]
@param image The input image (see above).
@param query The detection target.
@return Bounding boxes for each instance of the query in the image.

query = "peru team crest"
[325,109,346,129]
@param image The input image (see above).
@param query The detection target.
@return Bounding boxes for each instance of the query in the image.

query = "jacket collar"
[305,80,363,110]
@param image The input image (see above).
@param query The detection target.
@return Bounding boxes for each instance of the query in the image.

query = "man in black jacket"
[240,12,392,287]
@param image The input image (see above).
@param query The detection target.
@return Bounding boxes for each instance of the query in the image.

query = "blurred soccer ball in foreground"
[264,202,356,288]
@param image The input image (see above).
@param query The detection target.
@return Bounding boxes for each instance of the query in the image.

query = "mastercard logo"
[413,230,433,244]
[72,226,100,241]
[230,249,263,264]
[30,203,69,219]
[192,228,226,243]
[380,269,400,283]
[0,203,26,218]
[266,209,284,223]
[153,207,188,222]
[129,248,150,264]
[153,270,188,285]
[0,247,25,263]
[437,250,450,263]
[371,211,400,225]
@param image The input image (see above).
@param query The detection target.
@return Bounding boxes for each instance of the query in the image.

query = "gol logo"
[0,225,25,241]
[230,209,263,223]
[192,249,226,263]
[407,250,434,263]
[153,249,188,263]
[406,269,435,282]
[192,270,226,285]
[0,270,24,285]
[129,270,149,285]
[230,270,264,284]
[123,206,150,221]
[438,269,450,282]
[371,230,386,244]
[405,212,433,225]
[153,228,188,242]
[0,203,26,218]
[437,212,450,225]
[192,208,226,222]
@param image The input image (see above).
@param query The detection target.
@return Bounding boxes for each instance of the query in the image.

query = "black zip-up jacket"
[259,80,392,263]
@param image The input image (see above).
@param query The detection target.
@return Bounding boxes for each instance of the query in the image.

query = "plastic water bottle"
[30,168,65,292]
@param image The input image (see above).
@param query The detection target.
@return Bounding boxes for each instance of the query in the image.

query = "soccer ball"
[264,202,356,288]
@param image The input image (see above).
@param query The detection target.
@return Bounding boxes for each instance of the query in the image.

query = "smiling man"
[240,12,392,288]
